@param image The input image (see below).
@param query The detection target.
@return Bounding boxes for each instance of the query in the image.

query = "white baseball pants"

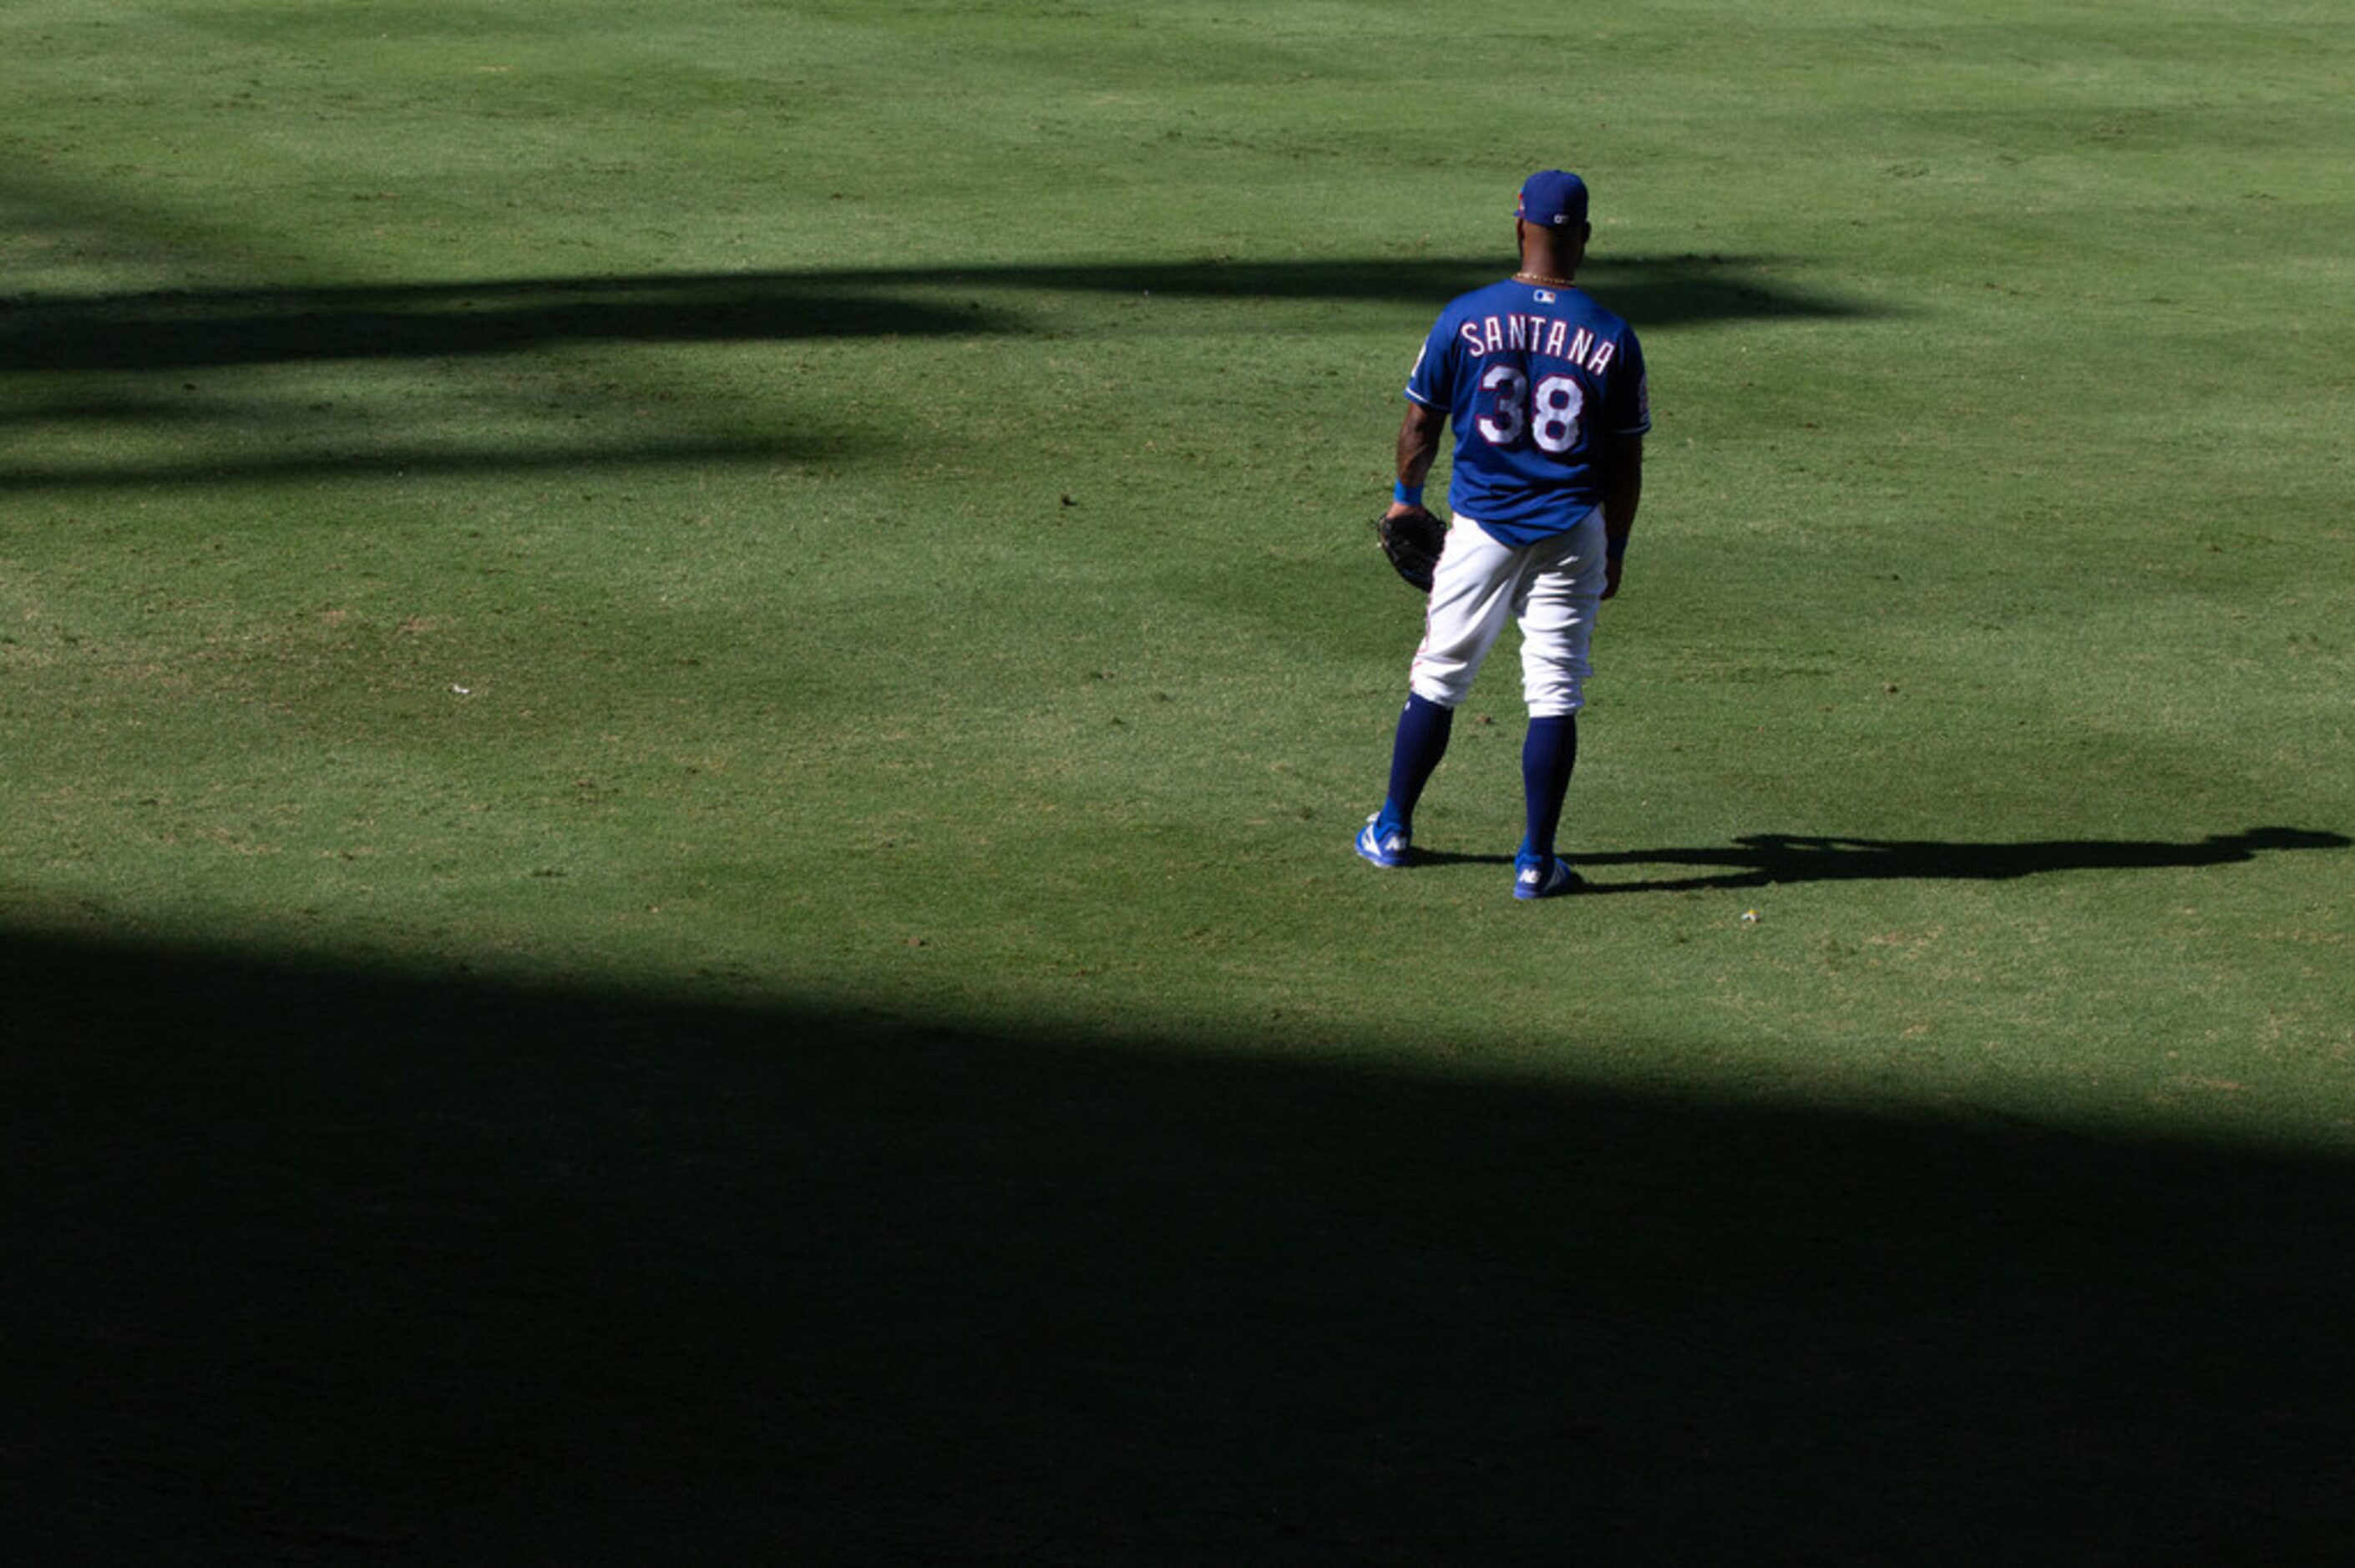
[1408,508,1606,718]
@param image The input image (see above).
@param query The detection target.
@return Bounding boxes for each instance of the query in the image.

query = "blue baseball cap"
[1516,169,1589,229]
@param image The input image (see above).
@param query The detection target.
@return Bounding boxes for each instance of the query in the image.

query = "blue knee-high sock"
[1520,714,1579,860]
[1379,694,1454,834]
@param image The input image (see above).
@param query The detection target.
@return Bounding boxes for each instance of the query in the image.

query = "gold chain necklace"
[1514,271,1575,288]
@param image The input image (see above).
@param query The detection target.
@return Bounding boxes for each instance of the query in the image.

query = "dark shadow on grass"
[0,286,1012,373]
[0,433,850,495]
[1420,827,2351,892]
[7,925,2353,1562]
[0,255,1865,492]
[0,255,1866,374]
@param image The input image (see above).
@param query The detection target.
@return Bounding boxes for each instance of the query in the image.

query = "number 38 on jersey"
[1476,365,1584,454]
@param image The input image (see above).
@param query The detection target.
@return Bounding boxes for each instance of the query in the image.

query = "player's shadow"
[1421,826,2350,889]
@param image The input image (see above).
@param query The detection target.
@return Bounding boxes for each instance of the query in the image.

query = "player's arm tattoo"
[1395,399,1445,488]
[1603,435,1643,554]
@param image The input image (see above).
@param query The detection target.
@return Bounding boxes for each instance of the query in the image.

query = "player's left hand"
[1376,504,1445,593]
[1602,553,1623,600]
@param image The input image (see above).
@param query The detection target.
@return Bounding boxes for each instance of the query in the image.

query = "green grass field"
[7,1,2353,1559]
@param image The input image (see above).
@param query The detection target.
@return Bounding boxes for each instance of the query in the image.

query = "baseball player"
[1358,169,1648,898]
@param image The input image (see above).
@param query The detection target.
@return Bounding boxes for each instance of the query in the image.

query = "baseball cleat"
[1512,853,1584,899]
[1355,814,1411,868]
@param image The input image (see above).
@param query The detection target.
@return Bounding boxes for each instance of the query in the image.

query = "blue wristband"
[1393,480,1424,507]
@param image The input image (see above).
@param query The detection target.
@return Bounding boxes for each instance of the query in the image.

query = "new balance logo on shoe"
[1355,815,1412,869]
[1513,855,1584,900]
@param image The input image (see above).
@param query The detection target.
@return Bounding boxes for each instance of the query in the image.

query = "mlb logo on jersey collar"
[1517,169,1588,229]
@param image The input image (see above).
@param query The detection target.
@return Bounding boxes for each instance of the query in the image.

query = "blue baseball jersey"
[1405,278,1649,546]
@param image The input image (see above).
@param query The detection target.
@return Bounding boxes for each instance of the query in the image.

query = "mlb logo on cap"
[1517,169,1589,229]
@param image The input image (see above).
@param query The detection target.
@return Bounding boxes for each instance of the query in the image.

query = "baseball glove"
[1375,505,1445,592]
